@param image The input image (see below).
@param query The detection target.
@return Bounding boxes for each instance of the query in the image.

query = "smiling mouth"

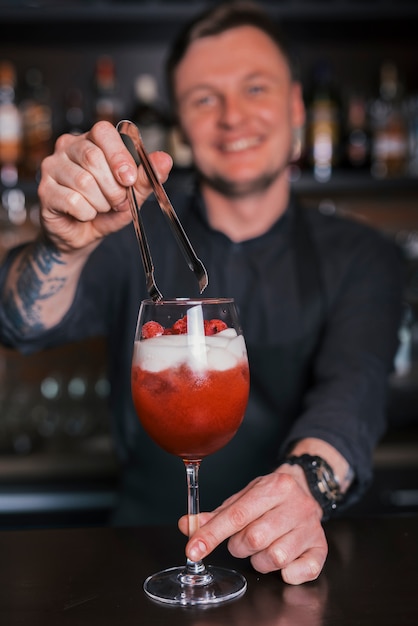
[221,136,261,153]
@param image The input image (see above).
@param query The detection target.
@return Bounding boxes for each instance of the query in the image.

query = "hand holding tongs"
[117,120,208,301]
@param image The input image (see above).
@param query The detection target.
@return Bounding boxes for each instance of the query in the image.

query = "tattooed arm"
[1,122,172,336]
[2,237,94,334]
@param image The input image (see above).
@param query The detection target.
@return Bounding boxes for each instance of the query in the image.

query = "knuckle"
[80,144,103,170]
[270,544,289,569]
[282,557,323,585]
[54,133,73,152]
[229,504,249,530]
[275,472,295,495]
[245,525,267,552]
[39,153,54,177]
[200,527,221,552]
[73,167,95,193]
[64,189,95,221]
[37,176,48,204]
[306,558,322,580]
[249,544,288,574]
[90,120,115,137]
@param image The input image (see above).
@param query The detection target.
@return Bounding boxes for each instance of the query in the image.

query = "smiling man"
[168,9,305,241]
[0,2,402,584]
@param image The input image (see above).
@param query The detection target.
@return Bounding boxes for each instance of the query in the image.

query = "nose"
[219,93,247,127]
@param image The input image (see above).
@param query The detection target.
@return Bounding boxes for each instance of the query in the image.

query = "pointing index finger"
[186,497,254,562]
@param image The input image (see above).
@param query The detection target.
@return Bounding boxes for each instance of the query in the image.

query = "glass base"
[143,564,247,606]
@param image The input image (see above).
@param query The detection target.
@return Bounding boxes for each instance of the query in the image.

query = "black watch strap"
[284,454,343,520]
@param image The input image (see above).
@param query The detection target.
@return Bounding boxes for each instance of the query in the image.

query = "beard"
[195,158,291,199]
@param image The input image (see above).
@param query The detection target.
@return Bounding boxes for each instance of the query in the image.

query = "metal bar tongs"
[117,119,208,301]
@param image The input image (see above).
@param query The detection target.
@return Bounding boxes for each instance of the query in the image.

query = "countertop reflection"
[0,516,416,625]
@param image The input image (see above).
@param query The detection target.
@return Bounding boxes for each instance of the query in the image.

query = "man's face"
[173,25,305,198]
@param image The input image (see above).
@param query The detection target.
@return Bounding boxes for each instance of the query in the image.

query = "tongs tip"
[198,270,209,294]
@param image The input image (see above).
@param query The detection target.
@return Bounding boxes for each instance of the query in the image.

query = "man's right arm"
[1,236,93,335]
[1,121,173,338]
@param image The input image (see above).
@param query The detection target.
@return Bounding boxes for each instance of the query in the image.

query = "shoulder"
[298,203,403,296]
[301,203,399,261]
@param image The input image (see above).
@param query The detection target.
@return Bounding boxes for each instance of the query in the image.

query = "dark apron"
[112,203,325,525]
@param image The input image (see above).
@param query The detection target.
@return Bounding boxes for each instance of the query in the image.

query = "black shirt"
[0,190,403,523]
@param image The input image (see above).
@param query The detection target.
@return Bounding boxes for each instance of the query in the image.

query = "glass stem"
[181,460,212,584]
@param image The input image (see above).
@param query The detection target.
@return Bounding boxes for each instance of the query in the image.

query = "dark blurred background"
[0,0,417,528]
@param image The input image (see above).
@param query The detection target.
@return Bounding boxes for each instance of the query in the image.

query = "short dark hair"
[165,1,295,112]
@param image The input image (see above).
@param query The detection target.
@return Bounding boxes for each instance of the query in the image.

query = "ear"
[174,123,190,147]
[291,81,306,130]
[169,123,193,167]
[289,82,306,162]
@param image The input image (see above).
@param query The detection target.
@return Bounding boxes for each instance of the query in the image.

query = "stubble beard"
[196,157,291,200]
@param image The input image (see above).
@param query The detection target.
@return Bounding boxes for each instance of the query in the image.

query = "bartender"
[0,1,402,584]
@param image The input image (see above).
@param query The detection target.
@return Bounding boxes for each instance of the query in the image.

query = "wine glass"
[131,297,250,606]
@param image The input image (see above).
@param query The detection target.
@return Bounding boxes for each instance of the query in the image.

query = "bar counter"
[0,515,417,625]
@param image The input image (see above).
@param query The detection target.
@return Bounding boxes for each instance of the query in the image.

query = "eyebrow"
[178,71,280,105]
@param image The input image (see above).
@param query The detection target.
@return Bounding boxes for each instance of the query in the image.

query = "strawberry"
[171,316,188,334]
[141,321,164,339]
[204,319,228,335]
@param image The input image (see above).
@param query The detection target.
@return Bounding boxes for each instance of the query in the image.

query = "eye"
[247,83,268,96]
[196,94,215,106]
[189,92,218,110]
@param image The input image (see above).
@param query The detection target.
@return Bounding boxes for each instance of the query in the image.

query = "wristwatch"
[284,454,343,520]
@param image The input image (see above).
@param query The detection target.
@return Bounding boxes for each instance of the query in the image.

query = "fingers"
[88,121,138,187]
[183,475,276,562]
[39,165,118,224]
[244,510,327,582]
[59,140,130,212]
[38,122,173,250]
[87,121,173,204]
[39,125,130,229]
[181,471,328,585]
[42,122,173,214]
[281,546,326,585]
[178,511,213,537]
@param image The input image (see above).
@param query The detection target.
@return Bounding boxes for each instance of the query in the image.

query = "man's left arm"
[179,228,403,584]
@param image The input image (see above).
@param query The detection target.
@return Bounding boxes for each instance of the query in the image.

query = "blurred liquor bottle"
[406,95,418,178]
[63,86,87,136]
[305,61,342,182]
[0,60,23,187]
[93,55,123,125]
[130,73,169,153]
[19,67,53,181]
[369,61,408,179]
[343,93,371,171]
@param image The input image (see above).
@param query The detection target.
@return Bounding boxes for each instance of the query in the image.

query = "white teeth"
[222,137,260,152]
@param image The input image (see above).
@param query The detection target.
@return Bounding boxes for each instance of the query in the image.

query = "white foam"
[205,334,230,349]
[218,328,237,338]
[134,330,247,373]
[228,334,248,360]
[206,346,237,371]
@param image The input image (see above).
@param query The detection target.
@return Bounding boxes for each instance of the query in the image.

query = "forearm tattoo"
[3,240,66,334]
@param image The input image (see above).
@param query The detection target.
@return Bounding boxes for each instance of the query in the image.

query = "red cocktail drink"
[131,299,250,606]
[131,331,249,460]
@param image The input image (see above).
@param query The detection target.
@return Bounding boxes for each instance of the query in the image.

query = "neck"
[201,171,291,242]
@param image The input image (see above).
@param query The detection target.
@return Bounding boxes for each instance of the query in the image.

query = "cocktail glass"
[131,298,250,606]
